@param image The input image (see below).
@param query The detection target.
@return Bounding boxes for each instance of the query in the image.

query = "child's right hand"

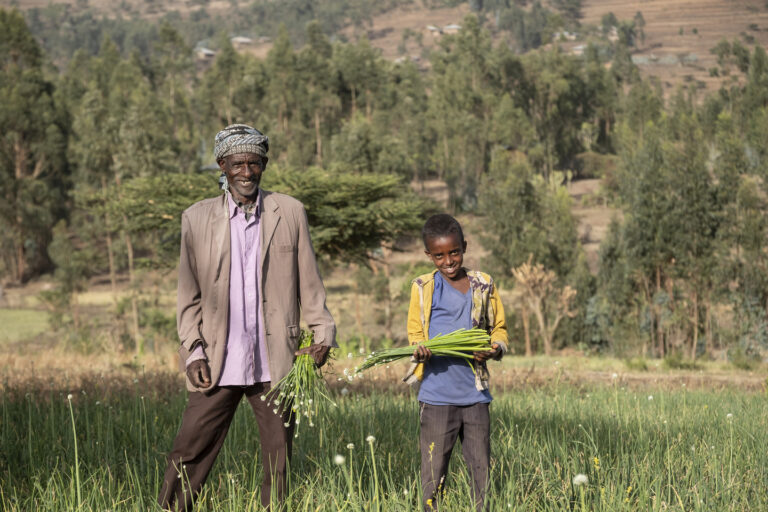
[413,345,432,362]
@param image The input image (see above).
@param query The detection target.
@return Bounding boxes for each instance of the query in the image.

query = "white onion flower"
[572,474,589,486]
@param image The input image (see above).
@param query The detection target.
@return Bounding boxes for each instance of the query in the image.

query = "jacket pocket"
[288,324,300,343]
[276,244,296,253]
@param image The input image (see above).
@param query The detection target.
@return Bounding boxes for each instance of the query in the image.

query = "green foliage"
[395,261,435,301]
[573,151,618,179]
[76,172,217,268]
[522,47,594,175]
[728,345,762,371]
[263,165,428,264]
[427,15,497,209]
[495,1,562,51]
[662,351,701,370]
[330,114,383,174]
[38,221,94,331]
[139,306,177,349]
[623,356,648,371]
[0,9,69,282]
[550,0,582,24]
[479,148,583,283]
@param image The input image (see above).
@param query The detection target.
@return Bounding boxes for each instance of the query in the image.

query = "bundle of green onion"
[263,330,336,438]
[356,328,492,373]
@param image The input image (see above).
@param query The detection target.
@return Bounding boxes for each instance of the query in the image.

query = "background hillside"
[2,0,768,371]
[5,0,768,92]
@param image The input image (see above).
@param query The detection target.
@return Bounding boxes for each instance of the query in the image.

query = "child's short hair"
[422,214,464,248]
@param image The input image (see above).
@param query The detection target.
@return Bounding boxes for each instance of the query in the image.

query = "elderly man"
[158,124,336,511]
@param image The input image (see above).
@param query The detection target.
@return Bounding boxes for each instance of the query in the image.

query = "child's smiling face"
[424,232,467,281]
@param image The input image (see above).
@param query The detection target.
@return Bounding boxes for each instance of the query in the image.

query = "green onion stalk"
[262,330,336,438]
[356,328,492,373]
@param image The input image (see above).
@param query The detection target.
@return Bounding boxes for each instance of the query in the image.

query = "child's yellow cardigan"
[404,269,509,390]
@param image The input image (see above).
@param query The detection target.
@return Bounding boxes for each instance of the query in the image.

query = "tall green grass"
[1,376,765,511]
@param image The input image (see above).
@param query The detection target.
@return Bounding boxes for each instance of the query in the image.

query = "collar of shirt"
[227,190,261,221]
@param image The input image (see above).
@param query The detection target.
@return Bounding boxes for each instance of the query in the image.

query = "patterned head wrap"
[214,124,269,162]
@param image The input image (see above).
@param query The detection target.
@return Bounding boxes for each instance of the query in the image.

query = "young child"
[404,213,508,511]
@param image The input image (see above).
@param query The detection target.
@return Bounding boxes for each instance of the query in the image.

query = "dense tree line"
[2,4,768,362]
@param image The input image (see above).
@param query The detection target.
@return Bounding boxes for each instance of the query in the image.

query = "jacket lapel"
[260,190,280,269]
[212,194,231,282]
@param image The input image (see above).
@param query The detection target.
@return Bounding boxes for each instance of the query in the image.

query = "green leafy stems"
[262,330,337,438]
[356,328,492,373]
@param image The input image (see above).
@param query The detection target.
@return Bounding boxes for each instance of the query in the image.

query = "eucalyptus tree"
[0,8,69,282]
[428,14,498,210]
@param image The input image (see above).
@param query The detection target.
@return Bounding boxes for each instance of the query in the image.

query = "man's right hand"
[186,359,212,388]
[413,345,432,362]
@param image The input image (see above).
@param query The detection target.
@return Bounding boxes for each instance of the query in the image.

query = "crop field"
[1,365,766,511]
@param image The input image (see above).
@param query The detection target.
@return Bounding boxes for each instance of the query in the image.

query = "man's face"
[424,232,467,281]
[219,152,266,203]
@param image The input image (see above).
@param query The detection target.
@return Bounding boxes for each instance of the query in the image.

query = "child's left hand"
[473,343,501,362]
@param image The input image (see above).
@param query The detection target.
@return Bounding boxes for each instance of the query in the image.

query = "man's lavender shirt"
[186,191,270,385]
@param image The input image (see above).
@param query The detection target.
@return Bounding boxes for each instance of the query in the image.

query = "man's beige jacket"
[176,190,336,392]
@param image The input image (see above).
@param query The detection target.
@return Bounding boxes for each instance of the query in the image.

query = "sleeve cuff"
[492,340,508,360]
[185,345,207,368]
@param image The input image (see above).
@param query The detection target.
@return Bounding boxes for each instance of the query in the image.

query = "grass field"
[0,309,49,344]
[1,368,766,511]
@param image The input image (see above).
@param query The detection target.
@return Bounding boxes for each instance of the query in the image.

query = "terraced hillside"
[582,0,768,95]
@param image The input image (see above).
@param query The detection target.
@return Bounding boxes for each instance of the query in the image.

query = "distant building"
[394,55,422,65]
[571,44,586,56]
[443,24,462,34]
[426,25,441,33]
[196,47,216,60]
[553,31,578,42]
[231,36,253,48]
[607,26,619,43]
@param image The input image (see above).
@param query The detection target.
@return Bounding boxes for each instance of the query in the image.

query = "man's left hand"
[295,344,331,367]
[473,343,502,362]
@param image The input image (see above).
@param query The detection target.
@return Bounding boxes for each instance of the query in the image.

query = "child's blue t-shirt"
[417,272,493,406]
